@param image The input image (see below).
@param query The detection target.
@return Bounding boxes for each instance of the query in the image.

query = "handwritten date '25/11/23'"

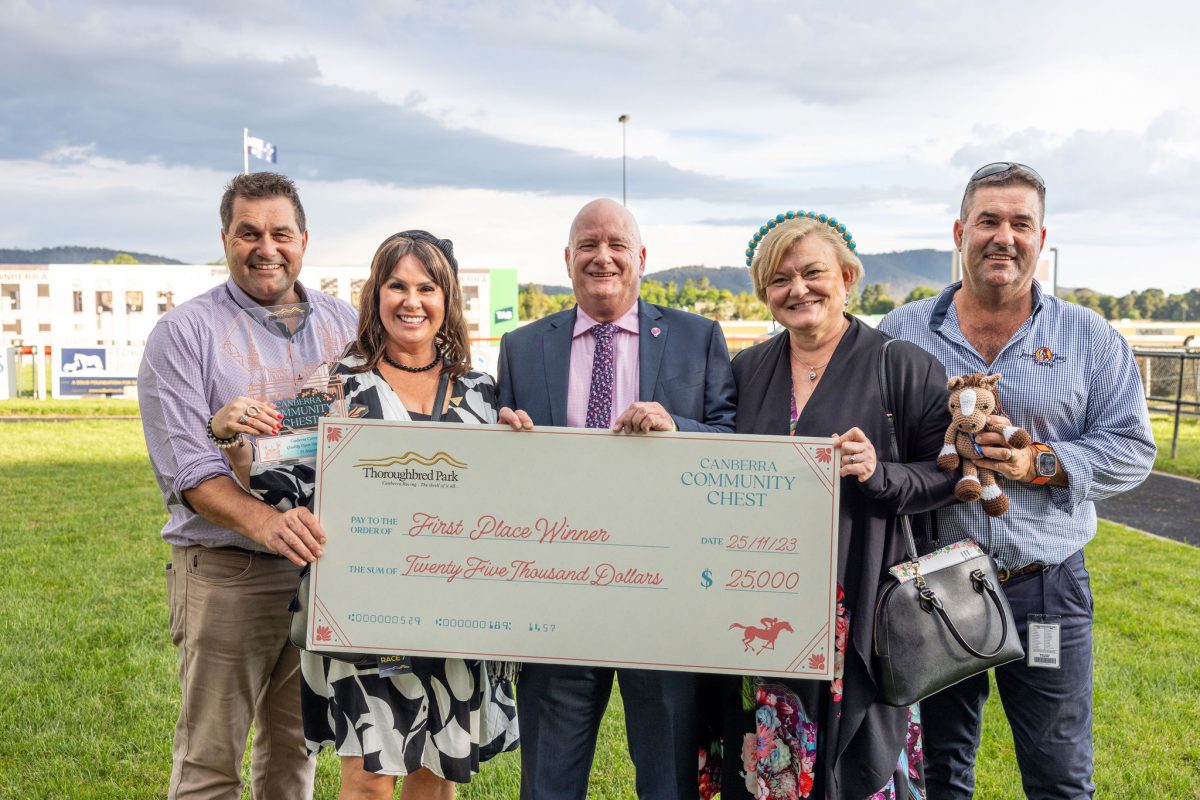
[725,535,798,552]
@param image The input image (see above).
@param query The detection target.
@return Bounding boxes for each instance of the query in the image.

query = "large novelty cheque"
[308,419,841,678]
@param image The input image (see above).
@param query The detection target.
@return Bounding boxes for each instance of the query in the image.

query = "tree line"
[1057,287,1200,321]
[520,280,1200,322]
[519,279,942,321]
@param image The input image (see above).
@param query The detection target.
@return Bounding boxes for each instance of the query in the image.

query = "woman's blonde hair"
[345,233,471,378]
[749,217,864,303]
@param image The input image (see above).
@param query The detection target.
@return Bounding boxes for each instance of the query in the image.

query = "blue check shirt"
[879,281,1155,570]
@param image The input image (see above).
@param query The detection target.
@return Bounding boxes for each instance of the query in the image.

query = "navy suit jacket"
[497,299,736,433]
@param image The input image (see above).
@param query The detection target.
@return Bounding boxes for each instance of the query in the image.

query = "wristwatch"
[1030,442,1057,485]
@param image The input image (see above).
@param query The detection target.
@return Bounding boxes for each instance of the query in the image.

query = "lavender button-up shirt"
[138,278,358,549]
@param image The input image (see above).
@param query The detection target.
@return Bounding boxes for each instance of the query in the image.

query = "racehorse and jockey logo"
[729,617,794,653]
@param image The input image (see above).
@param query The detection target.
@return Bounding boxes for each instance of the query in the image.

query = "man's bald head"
[564,198,647,322]
[568,199,642,252]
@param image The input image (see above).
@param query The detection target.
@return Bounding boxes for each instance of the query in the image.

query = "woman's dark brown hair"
[345,232,470,378]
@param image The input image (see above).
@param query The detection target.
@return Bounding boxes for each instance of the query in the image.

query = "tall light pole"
[1048,246,1059,296]
[618,114,629,206]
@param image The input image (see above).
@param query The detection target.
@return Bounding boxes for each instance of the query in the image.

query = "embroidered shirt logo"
[1022,346,1066,366]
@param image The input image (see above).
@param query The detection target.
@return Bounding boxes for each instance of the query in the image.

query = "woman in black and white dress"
[253,231,531,799]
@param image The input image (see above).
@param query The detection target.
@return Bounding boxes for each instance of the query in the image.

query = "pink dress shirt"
[565,303,640,428]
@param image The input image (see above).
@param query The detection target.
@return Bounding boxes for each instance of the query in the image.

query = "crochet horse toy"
[937,372,1032,517]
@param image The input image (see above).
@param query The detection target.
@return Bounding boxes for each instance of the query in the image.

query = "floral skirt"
[702,679,924,800]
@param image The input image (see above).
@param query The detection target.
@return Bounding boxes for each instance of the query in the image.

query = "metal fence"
[1134,347,1200,459]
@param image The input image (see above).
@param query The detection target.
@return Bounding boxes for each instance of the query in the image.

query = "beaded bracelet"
[206,416,243,449]
[745,210,856,266]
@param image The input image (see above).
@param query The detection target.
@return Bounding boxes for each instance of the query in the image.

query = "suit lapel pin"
[651,327,661,338]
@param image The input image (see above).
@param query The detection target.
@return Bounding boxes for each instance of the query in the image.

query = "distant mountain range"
[536,249,956,299]
[5,244,956,300]
[0,246,186,264]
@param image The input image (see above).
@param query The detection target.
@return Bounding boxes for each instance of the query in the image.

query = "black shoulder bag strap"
[877,338,919,562]
[430,368,452,422]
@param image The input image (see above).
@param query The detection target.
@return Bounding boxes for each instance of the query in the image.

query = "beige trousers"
[166,545,314,799]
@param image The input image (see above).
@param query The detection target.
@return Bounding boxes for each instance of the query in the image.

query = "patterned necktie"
[585,323,618,428]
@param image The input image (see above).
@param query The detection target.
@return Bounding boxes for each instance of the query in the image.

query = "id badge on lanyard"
[1027,614,1062,669]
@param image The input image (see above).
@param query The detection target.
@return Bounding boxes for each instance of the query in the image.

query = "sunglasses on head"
[969,162,1045,188]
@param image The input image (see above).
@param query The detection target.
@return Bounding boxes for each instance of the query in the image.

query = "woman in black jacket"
[709,211,957,800]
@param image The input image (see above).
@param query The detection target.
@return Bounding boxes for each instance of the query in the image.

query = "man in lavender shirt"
[139,172,357,799]
[497,198,737,799]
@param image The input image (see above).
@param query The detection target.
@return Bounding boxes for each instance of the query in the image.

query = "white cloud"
[1,0,1198,296]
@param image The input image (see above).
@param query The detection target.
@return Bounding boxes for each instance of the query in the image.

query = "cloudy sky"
[2,0,1198,295]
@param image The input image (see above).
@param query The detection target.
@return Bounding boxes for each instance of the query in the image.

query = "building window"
[73,291,84,313]
[463,284,480,310]
[350,279,365,309]
[37,283,49,297]
[462,285,481,337]
[2,320,19,334]
[157,291,174,314]
[1,284,18,312]
[320,277,338,296]
[96,291,113,314]
[125,291,144,313]
[39,323,51,333]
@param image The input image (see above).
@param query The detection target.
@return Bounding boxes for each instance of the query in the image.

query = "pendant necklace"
[794,319,847,385]
[383,345,441,373]
[799,359,829,384]
[792,350,831,384]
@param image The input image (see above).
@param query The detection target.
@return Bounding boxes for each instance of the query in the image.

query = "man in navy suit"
[497,198,736,799]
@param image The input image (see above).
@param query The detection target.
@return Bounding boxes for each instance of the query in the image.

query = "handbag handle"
[877,338,919,562]
[920,569,1012,659]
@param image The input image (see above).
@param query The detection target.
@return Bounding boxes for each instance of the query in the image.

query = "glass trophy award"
[253,367,348,466]
[219,300,351,469]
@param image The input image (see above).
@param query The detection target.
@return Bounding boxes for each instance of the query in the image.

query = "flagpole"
[243,128,249,175]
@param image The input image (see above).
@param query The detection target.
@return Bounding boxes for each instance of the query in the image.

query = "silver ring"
[237,414,249,425]
[246,405,260,418]
[848,454,857,464]
[1007,449,1016,463]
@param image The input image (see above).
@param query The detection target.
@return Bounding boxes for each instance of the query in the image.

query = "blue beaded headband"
[744,210,857,267]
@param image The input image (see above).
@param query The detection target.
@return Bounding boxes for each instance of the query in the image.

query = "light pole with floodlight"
[618,114,629,205]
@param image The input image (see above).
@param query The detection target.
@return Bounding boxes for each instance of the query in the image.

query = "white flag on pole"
[246,134,277,164]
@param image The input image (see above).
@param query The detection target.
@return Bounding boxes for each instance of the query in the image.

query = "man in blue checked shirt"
[879,162,1154,800]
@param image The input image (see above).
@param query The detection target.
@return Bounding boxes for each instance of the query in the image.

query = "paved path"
[1096,471,1200,546]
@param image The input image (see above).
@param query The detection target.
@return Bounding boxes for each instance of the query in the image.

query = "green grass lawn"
[1151,413,1200,479]
[0,398,140,416]
[1,418,1198,798]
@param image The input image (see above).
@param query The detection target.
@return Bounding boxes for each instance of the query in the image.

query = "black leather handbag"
[871,339,1025,707]
[289,564,378,665]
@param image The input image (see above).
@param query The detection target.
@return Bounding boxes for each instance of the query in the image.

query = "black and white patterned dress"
[252,357,520,781]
